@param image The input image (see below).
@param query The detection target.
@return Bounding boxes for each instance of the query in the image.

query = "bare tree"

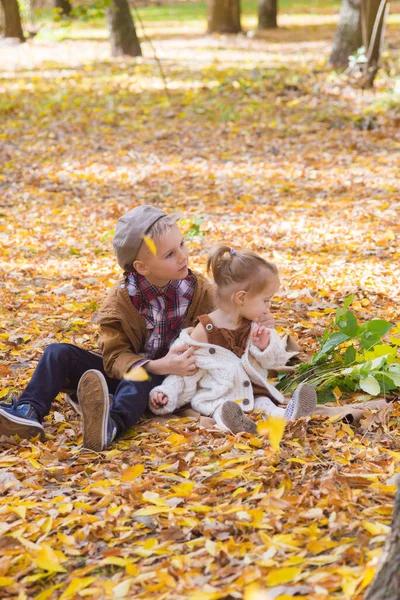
[208,0,241,34]
[258,0,277,30]
[0,0,24,41]
[329,0,362,68]
[360,0,390,86]
[106,0,142,57]
[364,480,400,600]
[55,0,72,16]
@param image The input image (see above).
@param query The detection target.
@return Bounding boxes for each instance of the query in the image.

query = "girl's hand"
[149,391,169,408]
[257,311,275,329]
[251,325,271,351]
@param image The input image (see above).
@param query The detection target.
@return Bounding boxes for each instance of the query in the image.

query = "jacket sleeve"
[149,370,204,415]
[248,329,299,373]
[99,321,145,380]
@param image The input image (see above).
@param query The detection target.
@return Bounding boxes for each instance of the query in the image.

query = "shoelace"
[0,397,20,409]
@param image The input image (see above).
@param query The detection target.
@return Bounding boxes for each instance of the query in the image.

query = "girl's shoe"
[220,401,257,434]
[0,399,45,441]
[284,383,317,422]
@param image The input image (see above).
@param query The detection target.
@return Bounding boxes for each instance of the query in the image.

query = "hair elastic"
[229,248,236,256]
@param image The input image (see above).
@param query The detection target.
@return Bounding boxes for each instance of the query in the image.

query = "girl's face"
[238,275,280,322]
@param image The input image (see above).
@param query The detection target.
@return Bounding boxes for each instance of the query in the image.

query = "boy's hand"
[251,326,271,351]
[147,345,197,376]
[257,311,275,329]
[149,391,169,408]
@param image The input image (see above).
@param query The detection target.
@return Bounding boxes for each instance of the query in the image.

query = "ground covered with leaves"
[1,8,400,600]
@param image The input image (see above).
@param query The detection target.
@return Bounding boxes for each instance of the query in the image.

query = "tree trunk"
[207,0,241,34]
[258,0,277,30]
[364,481,400,599]
[55,0,72,16]
[0,0,24,41]
[360,0,389,87]
[329,0,362,68]
[106,0,142,57]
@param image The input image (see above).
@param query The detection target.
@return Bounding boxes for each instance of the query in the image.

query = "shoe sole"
[285,383,317,421]
[77,370,109,451]
[221,401,257,434]
[0,409,45,441]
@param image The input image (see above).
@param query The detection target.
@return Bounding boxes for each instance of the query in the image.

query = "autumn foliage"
[1,6,400,599]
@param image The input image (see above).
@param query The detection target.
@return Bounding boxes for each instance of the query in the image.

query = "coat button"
[244,380,250,387]
[209,348,216,354]
[243,398,250,406]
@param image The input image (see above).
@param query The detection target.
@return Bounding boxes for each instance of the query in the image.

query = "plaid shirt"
[127,270,196,362]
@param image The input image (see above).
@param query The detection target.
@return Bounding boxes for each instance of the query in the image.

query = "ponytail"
[207,244,278,300]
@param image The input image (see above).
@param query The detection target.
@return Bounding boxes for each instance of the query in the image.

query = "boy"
[0,205,216,451]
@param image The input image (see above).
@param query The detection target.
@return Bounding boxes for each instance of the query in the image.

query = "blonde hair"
[207,244,278,302]
[146,213,182,240]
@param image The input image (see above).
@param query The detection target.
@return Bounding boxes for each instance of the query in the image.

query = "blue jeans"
[18,343,163,436]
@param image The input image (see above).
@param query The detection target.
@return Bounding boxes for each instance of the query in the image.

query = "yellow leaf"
[205,539,217,557]
[34,584,63,600]
[142,235,157,256]
[124,366,149,382]
[257,416,286,451]
[0,577,14,587]
[171,481,195,497]
[60,577,97,599]
[362,521,391,536]
[34,544,66,573]
[133,506,170,516]
[9,506,26,519]
[112,579,132,599]
[166,433,187,446]
[100,557,131,567]
[359,564,377,590]
[265,566,302,586]
[332,386,342,399]
[121,464,145,482]
[142,491,169,506]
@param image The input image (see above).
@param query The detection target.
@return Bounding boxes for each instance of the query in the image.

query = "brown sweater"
[93,272,215,380]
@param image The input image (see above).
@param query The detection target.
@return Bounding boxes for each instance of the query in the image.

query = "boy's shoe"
[0,400,45,441]
[284,383,317,422]
[221,401,257,434]
[64,393,82,417]
[77,370,116,451]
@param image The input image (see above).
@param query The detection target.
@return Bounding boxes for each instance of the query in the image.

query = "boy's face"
[134,224,189,287]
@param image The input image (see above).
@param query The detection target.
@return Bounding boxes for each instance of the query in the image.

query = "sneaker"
[221,401,257,435]
[0,399,45,441]
[77,370,116,451]
[284,383,317,422]
[64,393,82,417]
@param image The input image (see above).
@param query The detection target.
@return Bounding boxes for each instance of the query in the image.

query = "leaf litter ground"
[1,13,400,600]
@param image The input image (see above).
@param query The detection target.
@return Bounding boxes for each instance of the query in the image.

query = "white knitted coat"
[149,327,299,417]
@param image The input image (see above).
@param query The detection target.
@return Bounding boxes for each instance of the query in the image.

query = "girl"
[148,245,317,434]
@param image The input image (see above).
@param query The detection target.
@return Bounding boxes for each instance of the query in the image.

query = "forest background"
[1,0,400,599]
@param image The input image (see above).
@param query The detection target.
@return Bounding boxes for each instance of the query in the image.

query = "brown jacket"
[93,272,215,380]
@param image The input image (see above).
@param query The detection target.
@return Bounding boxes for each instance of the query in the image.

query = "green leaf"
[364,320,393,337]
[343,345,356,365]
[359,375,380,396]
[320,332,349,355]
[344,294,355,308]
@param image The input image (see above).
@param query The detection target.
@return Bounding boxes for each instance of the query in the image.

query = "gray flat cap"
[113,205,167,271]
